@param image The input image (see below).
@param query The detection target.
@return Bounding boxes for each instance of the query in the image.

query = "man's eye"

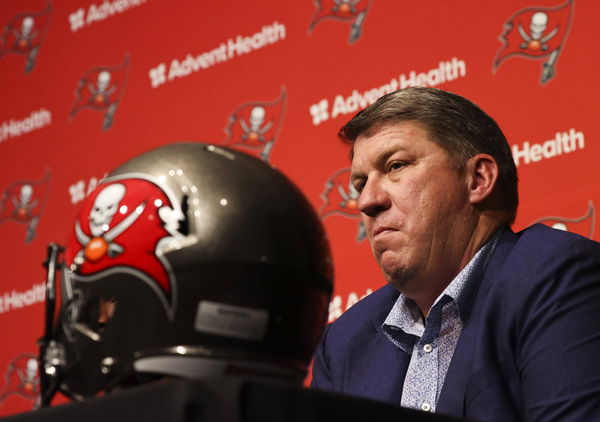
[387,161,404,172]
[352,181,365,193]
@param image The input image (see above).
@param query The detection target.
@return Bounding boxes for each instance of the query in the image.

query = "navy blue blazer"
[312,225,600,421]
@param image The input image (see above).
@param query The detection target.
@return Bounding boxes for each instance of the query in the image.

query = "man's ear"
[467,154,499,205]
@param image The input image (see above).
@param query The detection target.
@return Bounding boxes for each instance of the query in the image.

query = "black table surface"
[1,377,468,422]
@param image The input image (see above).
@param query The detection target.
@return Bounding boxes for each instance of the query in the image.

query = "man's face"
[350,121,475,298]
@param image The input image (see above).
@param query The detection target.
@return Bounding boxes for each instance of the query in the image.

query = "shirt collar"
[382,229,503,344]
[442,229,501,320]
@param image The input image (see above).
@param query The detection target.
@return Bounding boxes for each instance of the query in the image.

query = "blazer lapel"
[345,329,411,403]
[344,285,411,403]
[437,229,518,416]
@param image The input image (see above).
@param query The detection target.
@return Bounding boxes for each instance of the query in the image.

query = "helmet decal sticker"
[66,174,185,320]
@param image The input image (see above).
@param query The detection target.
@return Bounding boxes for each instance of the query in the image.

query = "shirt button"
[421,402,431,412]
[423,344,433,353]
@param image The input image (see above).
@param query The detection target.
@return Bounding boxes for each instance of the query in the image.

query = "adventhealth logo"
[69,0,148,32]
[309,58,467,126]
[0,282,45,314]
[148,21,286,88]
[0,108,52,143]
[512,128,584,166]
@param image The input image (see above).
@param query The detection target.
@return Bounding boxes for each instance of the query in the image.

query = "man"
[311,87,600,421]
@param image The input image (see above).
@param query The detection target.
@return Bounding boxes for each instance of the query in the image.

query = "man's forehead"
[351,122,426,161]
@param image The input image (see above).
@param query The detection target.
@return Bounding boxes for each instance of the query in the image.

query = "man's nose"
[358,177,390,217]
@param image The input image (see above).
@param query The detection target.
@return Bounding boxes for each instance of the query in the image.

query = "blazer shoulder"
[326,284,399,341]
[510,224,600,273]
[516,223,599,250]
[487,224,600,313]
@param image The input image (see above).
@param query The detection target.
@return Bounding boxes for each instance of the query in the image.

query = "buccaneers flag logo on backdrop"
[493,0,574,84]
[66,176,186,319]
[69,54,130,131]
[223,87,287,162]
[319,167,366,242]
[308,0,372,44]
[0,171,50,243]
[0,353,40,407]
[532,201,595,239]
[0,1,52,73]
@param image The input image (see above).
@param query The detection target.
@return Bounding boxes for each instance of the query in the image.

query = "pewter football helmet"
[40,143,333,404]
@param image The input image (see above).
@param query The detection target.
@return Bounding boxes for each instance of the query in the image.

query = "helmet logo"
[67,176,184,318]
[75,183,143,262]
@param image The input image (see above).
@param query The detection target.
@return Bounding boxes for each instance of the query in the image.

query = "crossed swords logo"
[517,27,557,50]
[320,168,366,242]
[73,201,146,265]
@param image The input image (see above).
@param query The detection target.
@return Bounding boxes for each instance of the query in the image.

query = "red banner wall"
[0,0,598,415]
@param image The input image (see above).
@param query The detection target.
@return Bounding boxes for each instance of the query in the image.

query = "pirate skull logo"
[74,183,142,264]
[518,12,558,51]
[12,184,38,219]
[240,106,273,144]
[89,71,116,106]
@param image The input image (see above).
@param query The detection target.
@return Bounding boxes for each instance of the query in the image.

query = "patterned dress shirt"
[382,231,501,413]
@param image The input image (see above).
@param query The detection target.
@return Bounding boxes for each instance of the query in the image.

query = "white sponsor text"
[309,58,467,125]
[69,0,148,32]
[512,128,584,166]
[148,21,286,88]
[0,282,45,314]
[0,109,52,143]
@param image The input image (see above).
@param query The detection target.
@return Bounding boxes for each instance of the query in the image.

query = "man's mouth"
[373,226,396,237]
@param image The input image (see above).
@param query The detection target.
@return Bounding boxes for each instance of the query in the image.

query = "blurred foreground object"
[2,377,467,422]
[39,142,333,404]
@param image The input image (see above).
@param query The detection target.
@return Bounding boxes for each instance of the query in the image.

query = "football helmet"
[39,143,333,404]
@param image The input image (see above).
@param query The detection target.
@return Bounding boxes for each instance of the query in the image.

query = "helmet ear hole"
[78,293,100,332]
[98,297,117,331]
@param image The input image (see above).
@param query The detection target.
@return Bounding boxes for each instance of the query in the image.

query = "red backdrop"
[0,0,597,415]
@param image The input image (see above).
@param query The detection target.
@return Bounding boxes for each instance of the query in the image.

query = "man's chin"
[380,265,415,293]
